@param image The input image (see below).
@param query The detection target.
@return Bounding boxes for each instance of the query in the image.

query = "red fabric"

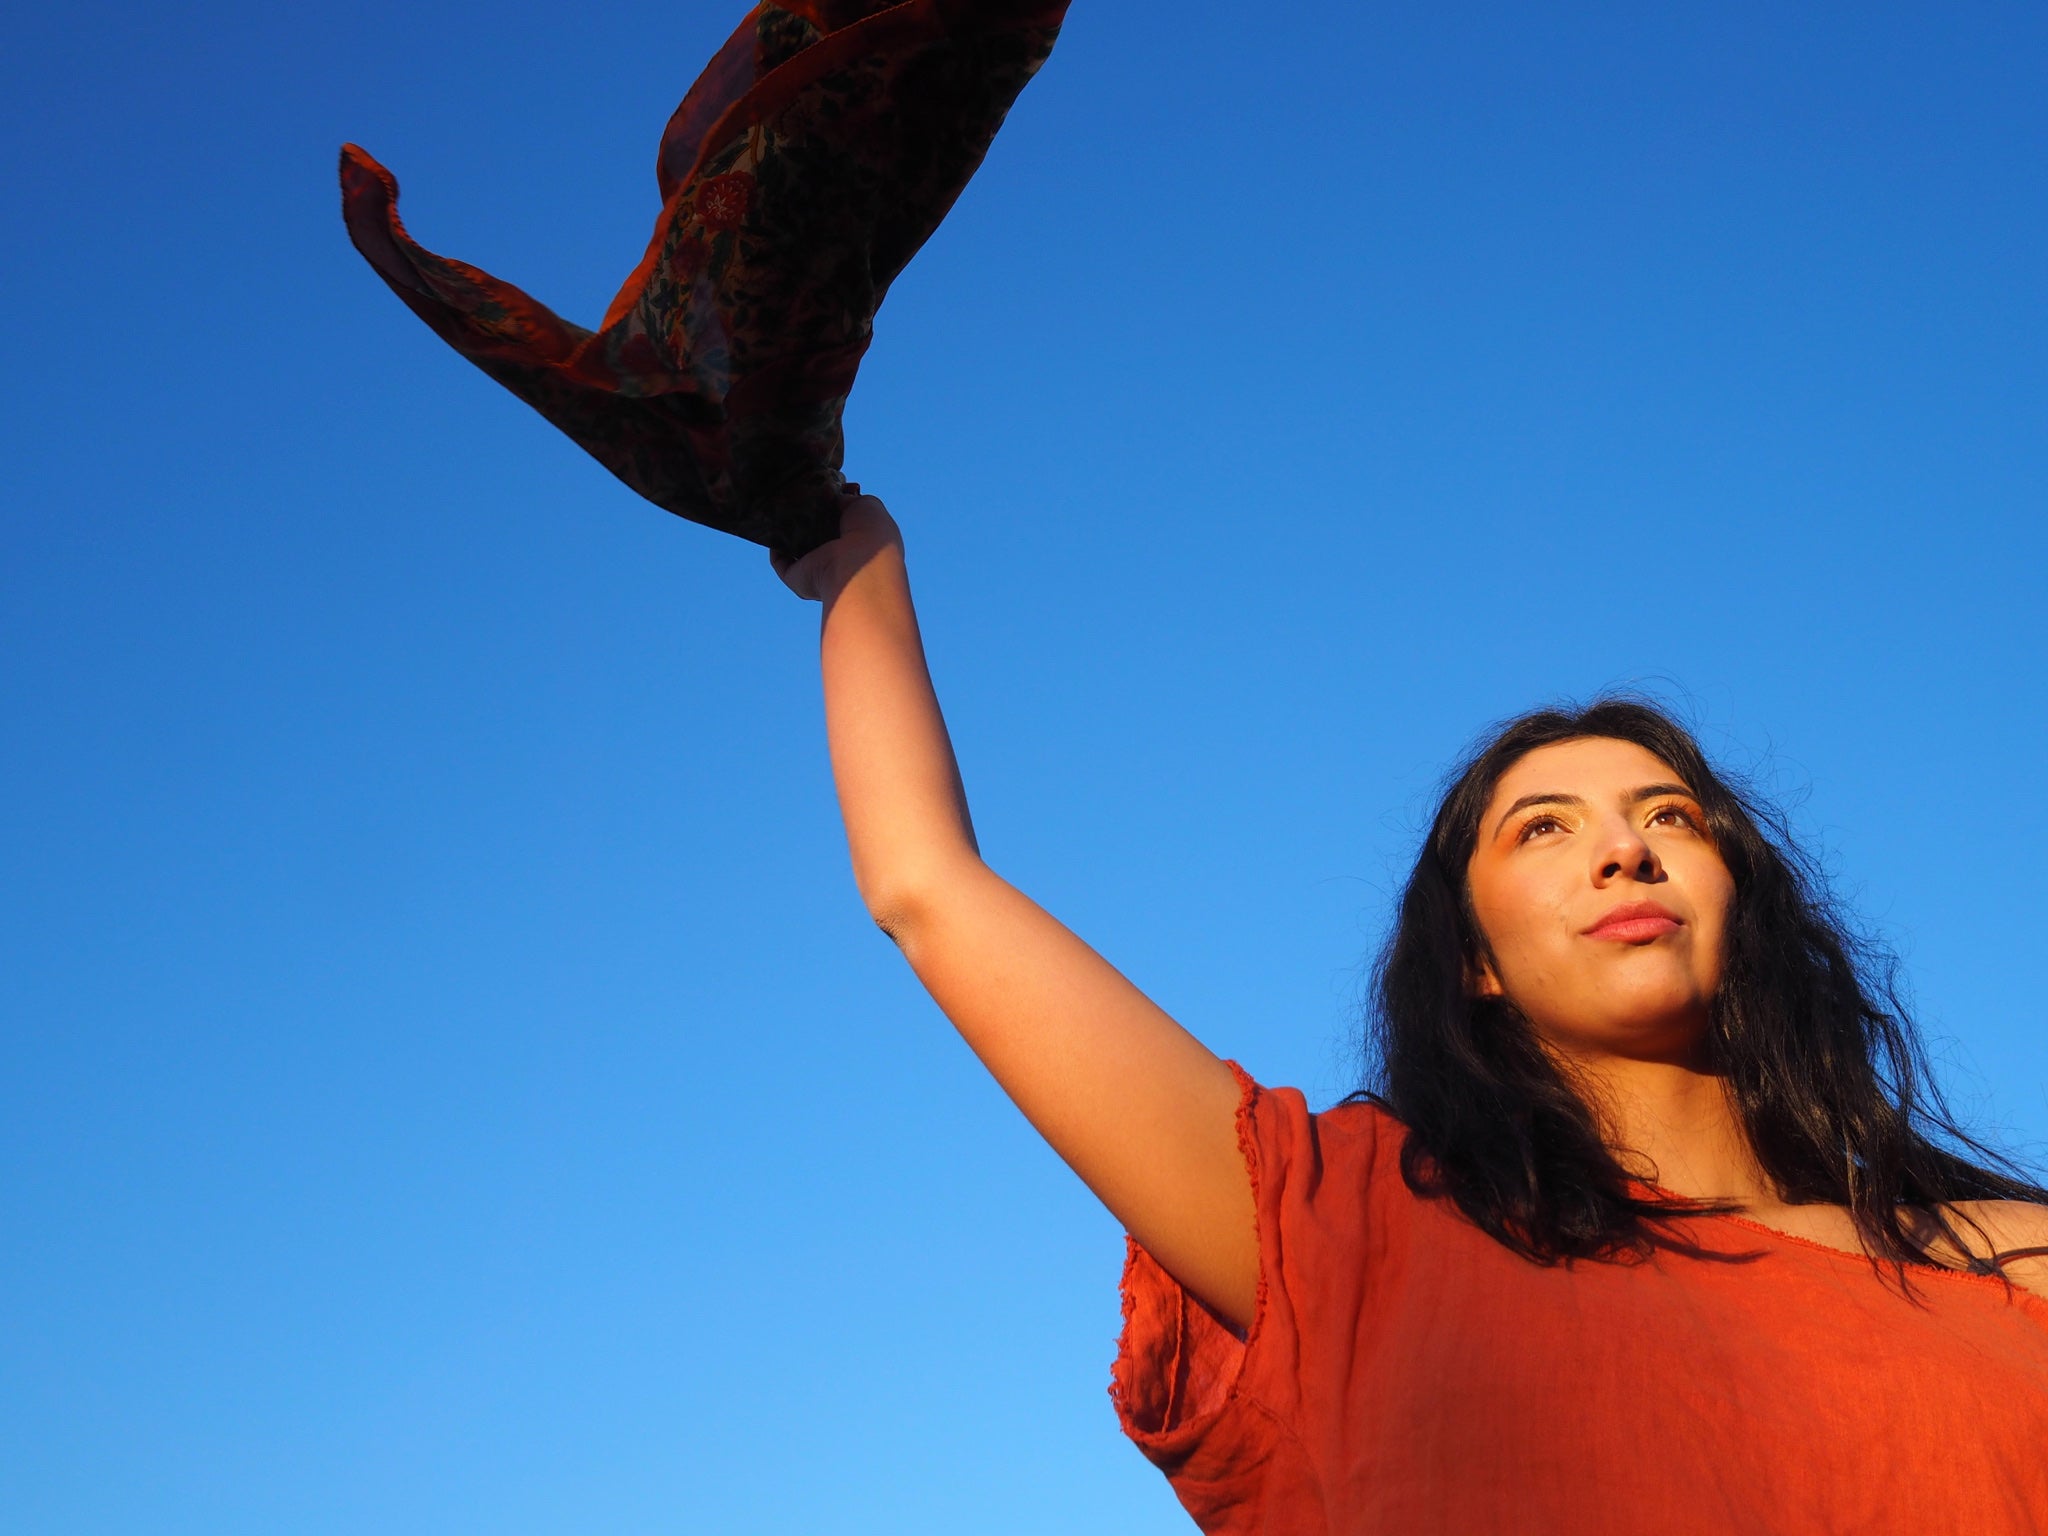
[339,0,1068,558]
[1113,1066,2048,1534]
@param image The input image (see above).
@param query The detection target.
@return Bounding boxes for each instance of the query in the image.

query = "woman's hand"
[771,493,901,604]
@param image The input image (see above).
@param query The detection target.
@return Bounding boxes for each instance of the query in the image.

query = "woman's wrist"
[774,494,903,604]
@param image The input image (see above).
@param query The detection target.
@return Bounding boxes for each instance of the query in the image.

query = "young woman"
[775,494,2048,1533]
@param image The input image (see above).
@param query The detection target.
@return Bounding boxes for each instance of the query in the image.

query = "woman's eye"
[1518,815,1563,841]
[1649,805,1697,830]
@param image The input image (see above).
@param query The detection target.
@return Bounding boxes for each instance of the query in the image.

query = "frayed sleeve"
[1110,1063,1365,1530]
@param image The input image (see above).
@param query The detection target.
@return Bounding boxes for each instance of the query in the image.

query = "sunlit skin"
[1468,737,1733,1071]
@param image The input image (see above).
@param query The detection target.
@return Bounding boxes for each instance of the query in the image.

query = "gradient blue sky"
[5,2,2046,1531]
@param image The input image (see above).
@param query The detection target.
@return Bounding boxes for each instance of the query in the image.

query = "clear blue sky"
[4,2,2045,1530]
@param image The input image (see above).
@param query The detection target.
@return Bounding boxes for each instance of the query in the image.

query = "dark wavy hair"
[1358,697,2046,1278]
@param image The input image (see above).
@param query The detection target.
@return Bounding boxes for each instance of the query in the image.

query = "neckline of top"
[1651,1195,2047,1303]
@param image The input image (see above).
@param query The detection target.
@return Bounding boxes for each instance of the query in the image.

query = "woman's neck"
[1568,1053,1776,1206]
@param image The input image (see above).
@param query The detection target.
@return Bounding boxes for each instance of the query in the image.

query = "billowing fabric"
[340,0,1067,558]
[1113,1066,2048,1534]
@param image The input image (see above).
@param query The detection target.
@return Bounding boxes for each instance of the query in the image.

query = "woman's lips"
[1582,901,1683,943]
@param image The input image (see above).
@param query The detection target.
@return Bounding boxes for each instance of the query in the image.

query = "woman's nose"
[1592,821,1664,885]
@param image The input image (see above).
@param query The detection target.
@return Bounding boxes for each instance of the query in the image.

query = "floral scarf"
[341,0,1069,558]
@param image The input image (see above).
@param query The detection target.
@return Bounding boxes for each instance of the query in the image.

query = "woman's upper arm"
[882,856,1258,1330]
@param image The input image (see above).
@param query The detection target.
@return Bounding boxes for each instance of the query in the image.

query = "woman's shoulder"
[1937,1200,2048,1297]
[1908,1204,2048,1302]
[1307,1093,1419,1196]
[1247,1083,1409,1184]
[1307,1091,1408,1148]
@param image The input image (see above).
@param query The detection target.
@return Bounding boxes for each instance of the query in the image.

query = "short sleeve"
[1110,1063,1383,1531]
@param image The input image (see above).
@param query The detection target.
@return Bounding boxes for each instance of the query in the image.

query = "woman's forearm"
[813,526,981,929]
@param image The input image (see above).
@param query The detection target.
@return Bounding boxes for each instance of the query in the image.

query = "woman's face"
[1465,736,1735,1066]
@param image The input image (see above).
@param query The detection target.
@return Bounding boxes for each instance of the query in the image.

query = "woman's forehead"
[1486,737,1689,807]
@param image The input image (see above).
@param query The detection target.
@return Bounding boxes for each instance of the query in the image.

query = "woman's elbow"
[855,854,987,949]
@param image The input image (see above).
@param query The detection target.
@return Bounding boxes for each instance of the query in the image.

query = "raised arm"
[775,496,1257,1328]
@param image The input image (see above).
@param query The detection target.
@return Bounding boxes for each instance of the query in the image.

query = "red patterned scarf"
[341,0,1069,558]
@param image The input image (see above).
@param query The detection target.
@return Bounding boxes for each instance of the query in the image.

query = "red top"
[1112,1066,2048,1534]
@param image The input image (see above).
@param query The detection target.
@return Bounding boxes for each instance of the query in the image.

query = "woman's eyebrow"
[1627,782,1698,804]
[1494,792,1583,836]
